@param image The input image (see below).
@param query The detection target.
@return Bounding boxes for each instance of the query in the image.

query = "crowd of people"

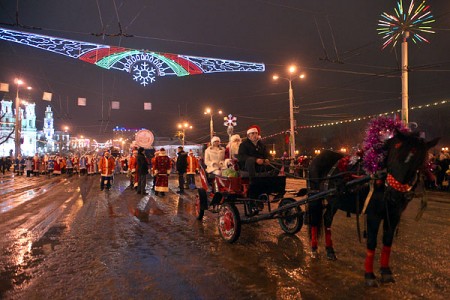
[0,152,128,177]
[2,123,448,195]
[425,150,450,191]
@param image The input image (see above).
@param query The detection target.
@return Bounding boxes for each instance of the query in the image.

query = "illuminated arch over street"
[0,27,265,86]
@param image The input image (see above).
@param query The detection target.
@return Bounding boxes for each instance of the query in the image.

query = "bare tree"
[0,111,15,146]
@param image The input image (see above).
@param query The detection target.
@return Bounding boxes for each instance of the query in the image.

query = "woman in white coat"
[204,136,225,176]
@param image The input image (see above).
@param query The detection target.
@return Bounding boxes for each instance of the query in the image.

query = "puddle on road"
[0,179,65,213]
[0,224,66,298]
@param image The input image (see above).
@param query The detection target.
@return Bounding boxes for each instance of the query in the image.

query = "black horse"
[306,130,439,286]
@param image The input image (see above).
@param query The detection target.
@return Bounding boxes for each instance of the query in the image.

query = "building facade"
[0,99,67,157]
[0,99,37,157]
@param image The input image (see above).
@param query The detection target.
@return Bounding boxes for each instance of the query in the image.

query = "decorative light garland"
[262,99,448,139]
[0,27,265,86]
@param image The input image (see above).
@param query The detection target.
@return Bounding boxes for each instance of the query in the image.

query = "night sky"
[0,0,449,151]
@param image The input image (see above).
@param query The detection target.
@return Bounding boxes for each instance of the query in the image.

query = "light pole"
[401,31,409,124]
[273,66,305,172]
[177,122,192,146]
[204,108,222,140]
[14,79,32,157]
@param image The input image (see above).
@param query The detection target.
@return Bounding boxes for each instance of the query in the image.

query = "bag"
[194,174,202,188]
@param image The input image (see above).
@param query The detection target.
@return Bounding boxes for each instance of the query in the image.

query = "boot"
[364,272,379,287]
[380,267,395,283]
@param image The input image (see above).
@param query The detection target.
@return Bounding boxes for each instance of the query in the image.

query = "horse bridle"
[386,173,412,192]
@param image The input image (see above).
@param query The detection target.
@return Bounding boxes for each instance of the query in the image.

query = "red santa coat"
[87,157,95,174]
[33,155,40,172]
[129,155,137,173]
[53,157,62,174]
[154,151,171,192]
[72,156,79,172]
[129,154,138,185]
[98,156,115,177]
[186,155,199,175]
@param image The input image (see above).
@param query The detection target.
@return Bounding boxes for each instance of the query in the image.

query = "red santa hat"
[247,125,261,135]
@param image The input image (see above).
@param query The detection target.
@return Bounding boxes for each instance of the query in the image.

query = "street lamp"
[273,65,305,172]
[204,108,222,140]
[269,144,276,157]
[14,79,32,157]
[177,122,193,146]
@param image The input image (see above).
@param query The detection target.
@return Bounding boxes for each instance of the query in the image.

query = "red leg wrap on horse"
[365,249,375,273]
[311,226,318,249]
[325,228,333,248]
[380,246,391,268]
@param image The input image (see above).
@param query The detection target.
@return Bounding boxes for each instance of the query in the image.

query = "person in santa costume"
[32,153,40,177]
[53,155,62,175]
[72,155,79,175]
[153,148,171,196]
[128,149,138,188]
[98,151,115,191]
[93,155,99,174]
[186,150,199,189]
[150,150,159,191]
[225,134,241,160]
[238,125,271,177]
[87,155,95,175]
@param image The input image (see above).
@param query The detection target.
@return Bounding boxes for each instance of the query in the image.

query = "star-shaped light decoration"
[224,114,237,127]
[377,0,435,49]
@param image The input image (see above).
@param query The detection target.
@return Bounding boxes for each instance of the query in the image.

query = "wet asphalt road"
[0,173,449,299]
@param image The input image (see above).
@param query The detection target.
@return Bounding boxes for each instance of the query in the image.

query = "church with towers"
[0,99,66,157]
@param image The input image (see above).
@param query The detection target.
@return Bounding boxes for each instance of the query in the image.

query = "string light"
[262,99,448,139]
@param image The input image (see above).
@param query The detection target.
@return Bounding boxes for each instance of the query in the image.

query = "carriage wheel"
[278,198,303,234]
[218,203,241,243]
[195,188,207,220]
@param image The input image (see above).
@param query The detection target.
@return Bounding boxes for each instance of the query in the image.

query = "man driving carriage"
[237,125,272,177]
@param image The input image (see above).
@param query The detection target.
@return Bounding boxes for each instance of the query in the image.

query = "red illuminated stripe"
[79,46,127,64]
[161,53,203,75]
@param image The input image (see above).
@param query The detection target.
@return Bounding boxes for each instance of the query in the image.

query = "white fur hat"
[211,136,221,143]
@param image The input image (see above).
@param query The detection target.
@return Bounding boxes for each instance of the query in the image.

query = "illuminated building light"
[0,27,265,86]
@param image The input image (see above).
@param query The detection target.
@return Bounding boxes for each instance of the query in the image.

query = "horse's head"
[384,130,439,188]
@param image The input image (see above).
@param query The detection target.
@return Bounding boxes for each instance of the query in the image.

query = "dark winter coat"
[137,152,148,175]
[176,150,188,174]
[237,139,269,170]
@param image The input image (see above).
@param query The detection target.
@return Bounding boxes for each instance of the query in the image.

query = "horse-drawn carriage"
[193,116,439,287]
[194,166,305,243]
